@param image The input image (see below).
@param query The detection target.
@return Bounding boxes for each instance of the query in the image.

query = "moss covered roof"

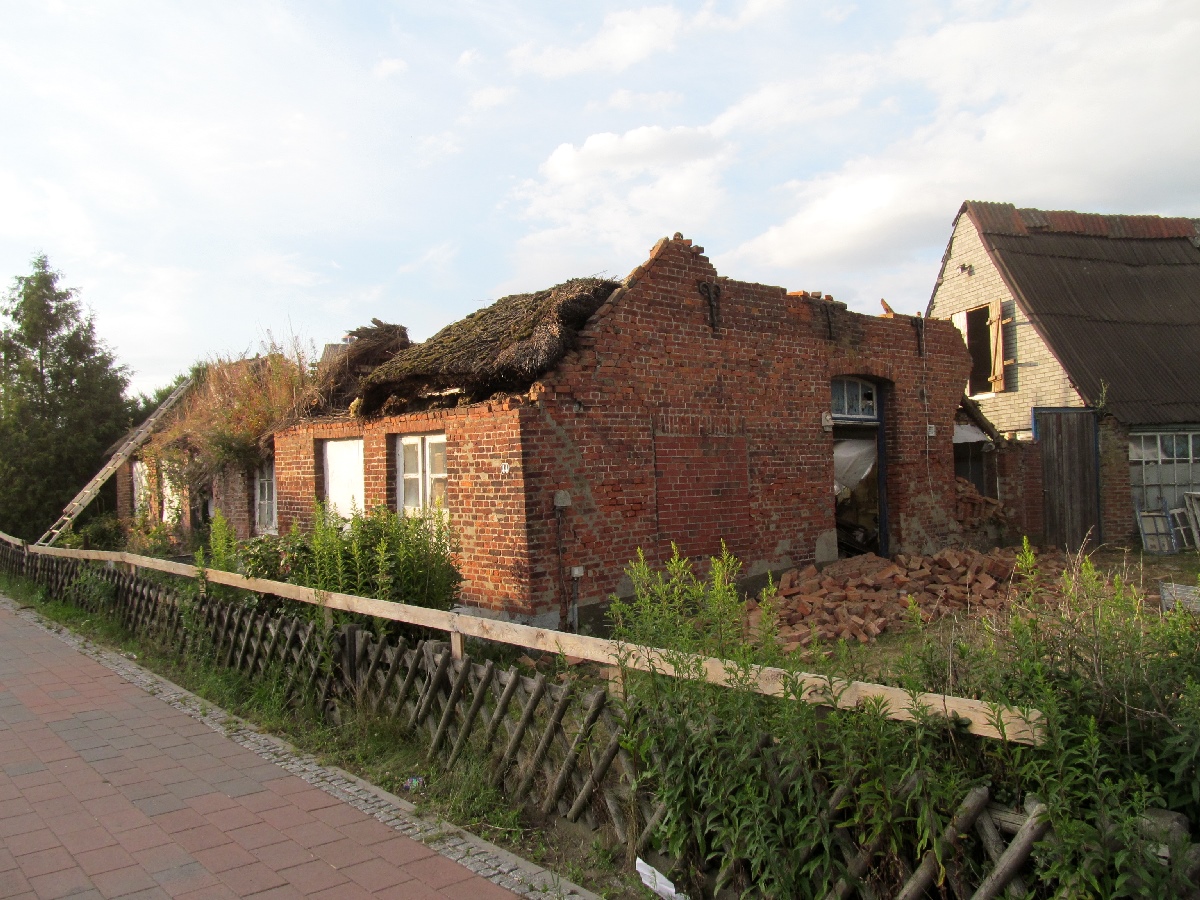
[360,277,618,414]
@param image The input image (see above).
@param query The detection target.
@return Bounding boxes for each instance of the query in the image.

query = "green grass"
[0,570,647,899]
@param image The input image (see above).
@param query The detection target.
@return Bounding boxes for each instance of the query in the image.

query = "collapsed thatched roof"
[144,352,309,488]
[301,319,411,417]
[360,277,619,415]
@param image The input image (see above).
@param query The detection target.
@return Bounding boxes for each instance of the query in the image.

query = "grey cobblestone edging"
[1,596,600,900]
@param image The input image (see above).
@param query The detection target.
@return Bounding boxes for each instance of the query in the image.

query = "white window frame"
[398,434,448,516]
[831,377,879,422]
[255,457,277,535]
[1129,431,1200,512]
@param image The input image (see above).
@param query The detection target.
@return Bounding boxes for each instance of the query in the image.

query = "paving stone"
[0,597,597,900]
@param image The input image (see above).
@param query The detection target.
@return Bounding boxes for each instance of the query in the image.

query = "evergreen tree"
[0,256,131,539]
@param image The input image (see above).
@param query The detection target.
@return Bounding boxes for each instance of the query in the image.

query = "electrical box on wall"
[927,424,937,437]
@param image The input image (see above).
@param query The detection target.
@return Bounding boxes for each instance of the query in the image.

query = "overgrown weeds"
[201,504,460,614]
[610,541,1200,897]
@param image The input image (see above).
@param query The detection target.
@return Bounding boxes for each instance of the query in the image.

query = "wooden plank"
[447,661,495,768]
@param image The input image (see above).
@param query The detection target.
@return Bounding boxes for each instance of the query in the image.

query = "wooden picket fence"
[4,532,1187,898]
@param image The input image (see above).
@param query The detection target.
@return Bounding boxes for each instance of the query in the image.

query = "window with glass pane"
[860,385,875,418]
[831,377,880,421]
[255,458,277,534]
[1129,431,1200,513]
[427,436,447,509]
[398,434,448,515]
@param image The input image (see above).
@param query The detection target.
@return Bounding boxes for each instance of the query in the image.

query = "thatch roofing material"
[302,319,411,417]
[362,277,619,414]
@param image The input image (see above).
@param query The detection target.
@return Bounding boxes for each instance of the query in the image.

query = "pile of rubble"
[749,546,1068,653]
[955,477,1008,530]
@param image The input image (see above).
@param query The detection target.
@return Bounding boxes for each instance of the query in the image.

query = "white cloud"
[469,85,516,110]
[248,253,326,288]
[709,66,873,136]
[416,131,463,164]
[509,6,684,77]
[821,3,857,24]
[694,0,785,30]
[604,88,683,110]
[372,57,407,78]
[4,0,1199,392]
[510,124,731,284]
[722,0,1200,312]
[397,242,458,274]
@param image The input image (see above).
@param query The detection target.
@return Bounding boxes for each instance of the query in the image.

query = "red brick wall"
[273,236,969,620]
[521,236,971,616]
[654,434,751,560]
[1098,416,1135,546]
[115,462,133,522]
[274,406,530,614]
[212,467,254,539]
[996,440,1044,543]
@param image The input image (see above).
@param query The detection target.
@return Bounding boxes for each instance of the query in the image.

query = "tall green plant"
[208,503,461,612]
[611,543,1193,898]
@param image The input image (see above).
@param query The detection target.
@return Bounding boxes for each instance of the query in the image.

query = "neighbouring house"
[927,201,1200,549]
[264,234,970,624]
[113,348,348,544]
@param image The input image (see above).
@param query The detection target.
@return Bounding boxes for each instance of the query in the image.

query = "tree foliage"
[0,256,131,539]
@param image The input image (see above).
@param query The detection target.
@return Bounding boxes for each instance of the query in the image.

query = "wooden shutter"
[988,298,1005,392]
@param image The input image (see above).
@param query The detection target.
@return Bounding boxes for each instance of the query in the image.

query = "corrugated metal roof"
[983,227,1200,425]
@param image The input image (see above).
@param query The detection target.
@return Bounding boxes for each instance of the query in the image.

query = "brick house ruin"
[928,201,1200,549]
[188,233,964,624]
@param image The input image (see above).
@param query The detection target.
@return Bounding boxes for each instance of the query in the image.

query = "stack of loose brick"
[955,476,1008,530]
[749,546,1067,654]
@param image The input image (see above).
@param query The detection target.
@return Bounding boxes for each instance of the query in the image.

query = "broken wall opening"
[831,376,888,558]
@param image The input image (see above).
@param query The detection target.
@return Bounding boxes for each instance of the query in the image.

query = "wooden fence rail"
[0,532,1043,745]
[3,534,1197,898]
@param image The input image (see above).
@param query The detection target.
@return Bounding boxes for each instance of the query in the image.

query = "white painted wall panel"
[323,439,364,519]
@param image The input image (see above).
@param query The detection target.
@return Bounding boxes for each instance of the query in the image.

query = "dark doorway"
[831,377,889,557]
[1035,408,1101,551]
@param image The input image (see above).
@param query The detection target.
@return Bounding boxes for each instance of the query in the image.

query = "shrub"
[203,504,461,612]
[59,513,125,550]
[610,542,1196,898]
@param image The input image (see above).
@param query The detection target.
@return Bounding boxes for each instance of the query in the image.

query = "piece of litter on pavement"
[636,857,688,900]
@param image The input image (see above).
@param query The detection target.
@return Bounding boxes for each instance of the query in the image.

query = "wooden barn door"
[1035,409,1101,550]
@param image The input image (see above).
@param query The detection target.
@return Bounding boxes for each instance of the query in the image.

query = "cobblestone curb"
[1,596,600,900]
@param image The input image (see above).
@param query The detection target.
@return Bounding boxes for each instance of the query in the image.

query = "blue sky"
[2,0,1198,393]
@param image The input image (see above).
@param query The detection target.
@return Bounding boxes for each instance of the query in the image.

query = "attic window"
[832,377,878,421]
[952,302,1008,395]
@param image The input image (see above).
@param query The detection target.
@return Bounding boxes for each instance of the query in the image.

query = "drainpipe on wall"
[553,490,572,631]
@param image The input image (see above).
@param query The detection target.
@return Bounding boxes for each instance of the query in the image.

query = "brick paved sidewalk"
[0,601,587,900]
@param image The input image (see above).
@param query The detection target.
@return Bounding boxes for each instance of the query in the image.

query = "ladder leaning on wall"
[35,377,194,547]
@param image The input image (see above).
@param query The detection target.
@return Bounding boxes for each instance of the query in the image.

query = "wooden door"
[1036,409,1101,550]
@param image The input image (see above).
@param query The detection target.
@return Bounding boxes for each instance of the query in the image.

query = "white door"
[323,439,364,519]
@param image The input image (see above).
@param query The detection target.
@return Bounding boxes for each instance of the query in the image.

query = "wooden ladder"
[35,377,194,546]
